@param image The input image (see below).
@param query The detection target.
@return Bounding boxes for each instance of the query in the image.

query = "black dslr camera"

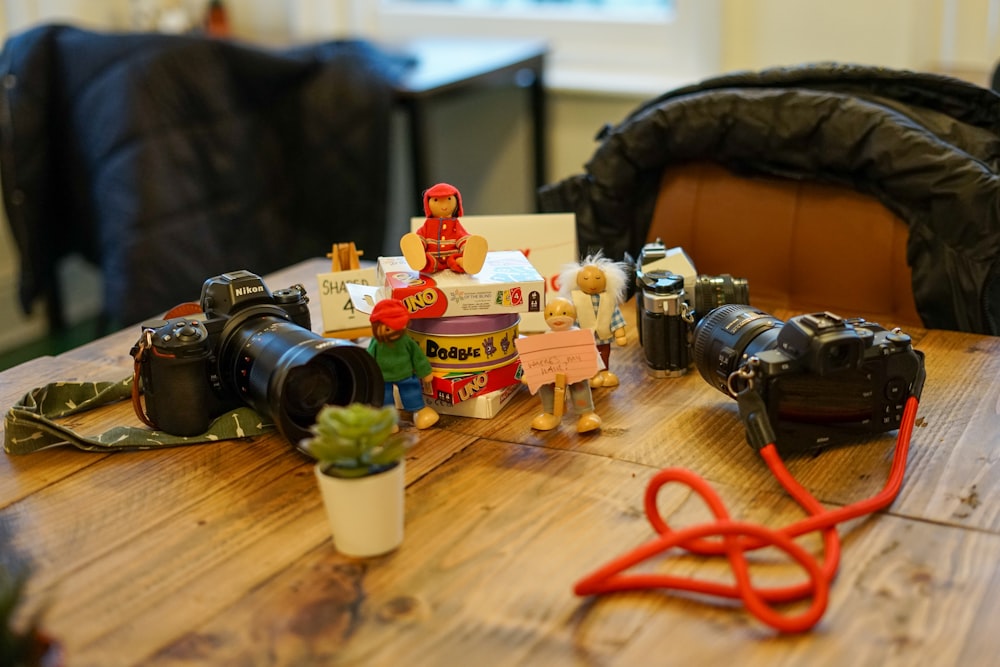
[635,240,749,377]
[131,270,383,444]
[692,305,926,454]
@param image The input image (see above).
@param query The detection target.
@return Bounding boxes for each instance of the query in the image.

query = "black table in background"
[392,38,548,212]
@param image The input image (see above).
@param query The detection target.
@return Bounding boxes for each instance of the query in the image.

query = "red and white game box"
[376,251,545,320]
[427,358,523,406]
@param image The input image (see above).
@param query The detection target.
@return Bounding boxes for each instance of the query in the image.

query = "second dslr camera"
[635,240,750,377]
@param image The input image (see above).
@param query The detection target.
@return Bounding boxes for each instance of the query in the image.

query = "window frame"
[347,0,722,95]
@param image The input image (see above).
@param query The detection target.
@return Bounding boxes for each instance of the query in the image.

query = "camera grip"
[141,321,214,436]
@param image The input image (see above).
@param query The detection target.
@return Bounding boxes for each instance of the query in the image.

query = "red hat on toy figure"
[369,299,411,331]
[423,182,464,217]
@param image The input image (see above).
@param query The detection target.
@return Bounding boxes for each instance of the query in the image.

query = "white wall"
[722,0,994,83]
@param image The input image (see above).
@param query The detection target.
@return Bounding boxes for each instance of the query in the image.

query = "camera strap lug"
[130,329,158,429]
[726,357,759,396]
[681,302,695,325]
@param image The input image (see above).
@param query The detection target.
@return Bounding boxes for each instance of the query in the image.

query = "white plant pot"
[314,460,405,558]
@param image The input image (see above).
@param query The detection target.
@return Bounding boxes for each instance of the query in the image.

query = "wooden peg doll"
[559,252,629,388]
[367,299,440,430]
[526,297,602,433]
[400,182,488,274]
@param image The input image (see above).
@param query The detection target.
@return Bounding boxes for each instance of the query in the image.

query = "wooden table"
[2,258,998,666]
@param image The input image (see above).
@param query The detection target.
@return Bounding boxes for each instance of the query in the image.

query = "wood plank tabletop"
[1,258,998,667]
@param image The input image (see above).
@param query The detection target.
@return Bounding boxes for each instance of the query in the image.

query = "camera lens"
[220,312,384,444]
[693,275,750,320]
[692,304,783,395]
[282,360,340,417]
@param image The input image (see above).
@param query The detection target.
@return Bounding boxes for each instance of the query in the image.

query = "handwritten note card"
[514,329,601,394]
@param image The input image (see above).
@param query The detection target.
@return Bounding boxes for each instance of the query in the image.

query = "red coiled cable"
[573,395,920,633]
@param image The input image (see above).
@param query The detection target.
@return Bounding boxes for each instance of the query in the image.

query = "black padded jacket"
[539,64,1000,335]
[1,25,410,328]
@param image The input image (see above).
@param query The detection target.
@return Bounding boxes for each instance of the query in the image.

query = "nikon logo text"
[235,285,265,297]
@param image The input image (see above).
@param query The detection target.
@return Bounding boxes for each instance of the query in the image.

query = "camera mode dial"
[153,320,209,355]
[272,285,307,304]
[885,331,912,347]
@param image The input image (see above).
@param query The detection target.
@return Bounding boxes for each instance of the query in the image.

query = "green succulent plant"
[301,403,413,478]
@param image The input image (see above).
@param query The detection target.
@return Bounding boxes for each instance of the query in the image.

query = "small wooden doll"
[524,297,602,433]
[367,299,439,429]
[558,252,629,388]
[400,182,488,274]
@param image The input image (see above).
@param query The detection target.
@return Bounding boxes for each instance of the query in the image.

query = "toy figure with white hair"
[558,252,629,388]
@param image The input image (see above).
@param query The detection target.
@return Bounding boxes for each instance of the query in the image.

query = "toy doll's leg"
[400,232,429,272]
[384,383,403,432]
[413,406,440,429]
[426,253,445,273]
[530,384,560,430]
[590,343,613,387]
[569,380,602,433]
[384,382,397,409]
[459,235,488,274]
[445,254,465,273]
[597,369,619,388]
[597,341,619,387]
[397,376,439,429]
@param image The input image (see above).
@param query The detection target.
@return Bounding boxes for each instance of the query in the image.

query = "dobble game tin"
[407,313,519,373]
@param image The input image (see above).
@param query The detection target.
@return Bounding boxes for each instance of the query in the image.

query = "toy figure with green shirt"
[367,299,440,429]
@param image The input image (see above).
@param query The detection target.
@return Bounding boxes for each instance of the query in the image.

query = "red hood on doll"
[423,182,464,217]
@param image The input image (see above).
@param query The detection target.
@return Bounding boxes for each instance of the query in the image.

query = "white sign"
[316,267,377,335]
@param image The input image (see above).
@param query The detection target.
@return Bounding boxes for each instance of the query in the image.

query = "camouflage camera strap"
[4,376,273,455]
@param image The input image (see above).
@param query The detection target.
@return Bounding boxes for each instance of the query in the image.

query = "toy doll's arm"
[408,337,434,379]
[611,306,627,346]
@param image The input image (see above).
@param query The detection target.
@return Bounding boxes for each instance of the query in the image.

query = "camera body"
[693,305,926,454]
[636,270,691,377]
[635,240,749,377]
[134,270,383,444]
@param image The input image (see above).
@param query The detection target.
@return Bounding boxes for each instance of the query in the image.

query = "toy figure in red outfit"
[400,183,488,274]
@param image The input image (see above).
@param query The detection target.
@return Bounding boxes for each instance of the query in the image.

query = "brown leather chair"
[646,161,922,329]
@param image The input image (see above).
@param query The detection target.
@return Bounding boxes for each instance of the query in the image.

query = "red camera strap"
[573,395,920,633]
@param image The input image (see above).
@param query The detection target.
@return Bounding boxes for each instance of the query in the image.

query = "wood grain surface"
[1,258,998,667]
